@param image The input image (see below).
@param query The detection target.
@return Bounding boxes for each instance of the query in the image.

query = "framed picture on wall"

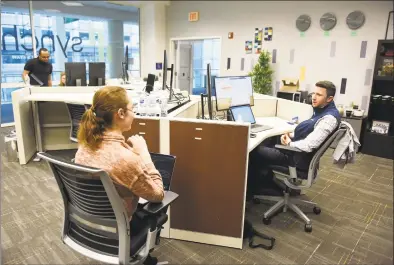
[371,120,390,135]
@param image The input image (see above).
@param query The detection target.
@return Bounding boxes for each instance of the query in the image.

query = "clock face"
[320,12,337,31]
[296,14,312,32]
[346,11,365,30]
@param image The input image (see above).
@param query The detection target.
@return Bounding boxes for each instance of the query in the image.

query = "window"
[192,39,220,90]
[2,4,141,124]
[124,23,140,76]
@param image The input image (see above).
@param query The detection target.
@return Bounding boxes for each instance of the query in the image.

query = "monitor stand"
[76,79,82,86]
[98,78,103,86]
[227,110,233,121]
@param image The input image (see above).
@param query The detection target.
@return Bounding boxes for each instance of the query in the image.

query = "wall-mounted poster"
[245,41,252,54]
[254,28,262,53]
[264,27,273,41]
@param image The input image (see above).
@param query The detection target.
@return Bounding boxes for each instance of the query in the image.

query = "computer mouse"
[250,133,257,138]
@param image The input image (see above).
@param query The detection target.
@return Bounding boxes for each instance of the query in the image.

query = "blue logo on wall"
[2,25,83,58]
[156,63,163,70]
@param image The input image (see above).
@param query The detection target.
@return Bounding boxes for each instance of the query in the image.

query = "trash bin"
[4,131,19,162]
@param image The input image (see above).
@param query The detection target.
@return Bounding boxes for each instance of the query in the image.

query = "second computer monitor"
[65,62,87,86]
[214,76,254,111]
[89,62,106,86]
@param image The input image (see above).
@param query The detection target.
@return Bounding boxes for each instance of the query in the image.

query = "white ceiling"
[1,1,139,22]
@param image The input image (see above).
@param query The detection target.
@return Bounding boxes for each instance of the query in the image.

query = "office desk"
[249,117,296,152]
[12,87,311,249]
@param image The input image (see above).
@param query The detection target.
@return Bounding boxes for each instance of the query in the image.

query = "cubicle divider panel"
[12,89,37,164]
[276,99,313,122]
[123,118,160,153]
[252,98,278,117]
[169,120,249,238]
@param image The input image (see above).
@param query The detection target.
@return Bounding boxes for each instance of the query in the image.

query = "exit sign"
[189,12,199,22]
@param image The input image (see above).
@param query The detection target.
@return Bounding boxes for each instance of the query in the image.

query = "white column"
[139,2,167,79]
[54,16,66,74]
[108,20,124,79]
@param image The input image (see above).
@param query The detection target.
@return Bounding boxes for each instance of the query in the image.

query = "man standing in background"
[22,48,53,86]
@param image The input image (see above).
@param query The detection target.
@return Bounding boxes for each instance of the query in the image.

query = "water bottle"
[138,95,147,116]
[159,97,168,117]
[146,94,156,117]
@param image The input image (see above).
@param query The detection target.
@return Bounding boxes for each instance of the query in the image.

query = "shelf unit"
[362,40,394,159]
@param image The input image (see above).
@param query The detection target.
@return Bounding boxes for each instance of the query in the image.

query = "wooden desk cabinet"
[169,121,249,239]
[123,118,160,153]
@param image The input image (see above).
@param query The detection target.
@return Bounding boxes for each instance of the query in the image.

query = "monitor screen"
[162,50,168,90]
[214,76,254,111]
[65,62,87,86]
[89,62,105,86]
[230,105,256,124]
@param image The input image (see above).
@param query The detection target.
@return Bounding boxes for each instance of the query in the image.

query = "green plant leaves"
[249,50,274,95]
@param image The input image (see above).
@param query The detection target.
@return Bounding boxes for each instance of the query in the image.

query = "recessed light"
[61,2,84,7]
[44,9,61,13]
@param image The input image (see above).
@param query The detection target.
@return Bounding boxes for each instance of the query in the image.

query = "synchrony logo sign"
[2,25,83,58]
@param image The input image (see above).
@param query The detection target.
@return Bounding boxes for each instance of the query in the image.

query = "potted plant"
[248,50,274,95]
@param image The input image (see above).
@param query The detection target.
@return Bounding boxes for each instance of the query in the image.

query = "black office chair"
[38,152,178,265]
[65,103,91,142]
[253,128,346,232]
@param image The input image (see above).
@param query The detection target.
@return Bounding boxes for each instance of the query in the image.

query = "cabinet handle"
[139,132,146,135]
[195,128,203,131]
[194,137,202,140]
[139,123,146,126]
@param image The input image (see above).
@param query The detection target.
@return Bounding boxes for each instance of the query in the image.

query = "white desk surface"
[248,117,296,152]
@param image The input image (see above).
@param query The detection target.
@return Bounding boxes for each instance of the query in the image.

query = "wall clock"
[320,12,337,31]
[346,11,366,30]
[296,14,312,32]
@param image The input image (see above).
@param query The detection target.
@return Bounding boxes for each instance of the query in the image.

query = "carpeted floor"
[1,126,393,264]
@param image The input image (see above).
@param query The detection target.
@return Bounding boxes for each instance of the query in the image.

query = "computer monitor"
[162,50,168,90]
[88,62,105,86]
[214,76,254,111]
[65,62,87,86]
[206,63,213,120]
[229,104,256,124]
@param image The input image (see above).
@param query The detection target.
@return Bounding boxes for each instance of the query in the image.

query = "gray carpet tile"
[1,127,393,264]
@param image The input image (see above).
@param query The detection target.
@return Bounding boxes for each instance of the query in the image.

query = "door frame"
[169,36,222,93]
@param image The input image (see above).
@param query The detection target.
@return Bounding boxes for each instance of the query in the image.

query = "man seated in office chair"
[247,81,341,196]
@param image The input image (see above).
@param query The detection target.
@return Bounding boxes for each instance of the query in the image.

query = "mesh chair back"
[150,153,176,191]
[308,128,346,181]
[38,152,130,258]
[65,103,89,142]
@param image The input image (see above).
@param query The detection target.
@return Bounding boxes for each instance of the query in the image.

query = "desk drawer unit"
[169,121,249,241]
[123,118,160,153]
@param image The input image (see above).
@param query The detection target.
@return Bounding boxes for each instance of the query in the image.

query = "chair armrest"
[275,144,302,153]
[142,191,179,215]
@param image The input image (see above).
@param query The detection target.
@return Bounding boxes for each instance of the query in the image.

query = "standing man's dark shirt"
[24,58,53,86]
[23,48,52,86]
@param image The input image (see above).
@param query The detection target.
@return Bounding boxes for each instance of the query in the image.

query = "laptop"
[229,104,273,133]
[138,152,176,204]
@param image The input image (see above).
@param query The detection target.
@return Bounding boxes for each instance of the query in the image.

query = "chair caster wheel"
[313,207,321,215]
[263,218,271,225]
[253,198,260,204]
[305,224,312,232]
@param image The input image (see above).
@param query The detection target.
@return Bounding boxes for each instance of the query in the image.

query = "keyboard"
[251,123,273,133]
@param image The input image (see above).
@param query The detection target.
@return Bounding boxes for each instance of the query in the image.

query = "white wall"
[166,1,393,109]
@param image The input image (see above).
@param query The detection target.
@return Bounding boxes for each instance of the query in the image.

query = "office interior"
[1,1,393,264]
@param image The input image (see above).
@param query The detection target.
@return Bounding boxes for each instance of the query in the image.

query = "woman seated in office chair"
[75,86,164,234]
[247,81,341,196]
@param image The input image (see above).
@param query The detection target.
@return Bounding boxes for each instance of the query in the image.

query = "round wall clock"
[346,11,366,30]
[296,14,312,32]
[320,12,337,31]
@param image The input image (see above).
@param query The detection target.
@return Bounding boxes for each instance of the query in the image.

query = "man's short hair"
[315,80,336,97]
[38,48,49,55]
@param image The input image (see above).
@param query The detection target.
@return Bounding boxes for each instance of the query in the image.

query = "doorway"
[171,38,221,95]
